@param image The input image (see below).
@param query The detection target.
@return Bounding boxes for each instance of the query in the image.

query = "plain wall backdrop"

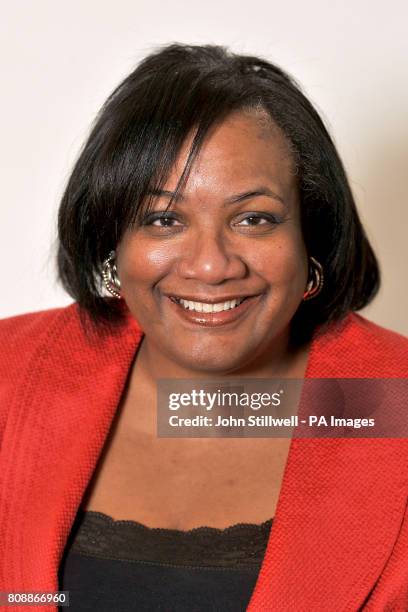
[1,0,407,336]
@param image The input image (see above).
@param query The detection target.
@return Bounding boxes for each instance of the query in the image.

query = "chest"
[80,404,292,530]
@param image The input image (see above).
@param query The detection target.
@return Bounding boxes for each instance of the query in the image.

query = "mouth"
[166,294,263,327]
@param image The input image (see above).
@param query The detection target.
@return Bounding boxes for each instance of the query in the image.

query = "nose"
[175,227,247,284]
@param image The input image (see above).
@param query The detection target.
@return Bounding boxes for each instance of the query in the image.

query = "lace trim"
[64,510,273,568]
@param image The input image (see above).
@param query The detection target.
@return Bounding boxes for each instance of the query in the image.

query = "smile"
[167,294,262,327]
[170,297,247,313]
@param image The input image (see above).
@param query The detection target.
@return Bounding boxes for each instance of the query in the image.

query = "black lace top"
[58,509,273,611]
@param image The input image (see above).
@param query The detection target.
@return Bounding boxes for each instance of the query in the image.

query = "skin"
[116,108,310,382]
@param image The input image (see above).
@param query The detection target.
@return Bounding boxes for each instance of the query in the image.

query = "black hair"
[56,42,380,344]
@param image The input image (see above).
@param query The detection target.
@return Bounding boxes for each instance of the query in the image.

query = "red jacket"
[0,302,407,611]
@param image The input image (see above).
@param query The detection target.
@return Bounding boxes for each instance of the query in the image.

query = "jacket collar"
[1,303,406,610]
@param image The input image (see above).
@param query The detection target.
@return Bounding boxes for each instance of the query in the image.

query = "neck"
[120,330,311,438]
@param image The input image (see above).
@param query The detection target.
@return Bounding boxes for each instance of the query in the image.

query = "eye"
[236,213,282,227]
[142,213,182,228]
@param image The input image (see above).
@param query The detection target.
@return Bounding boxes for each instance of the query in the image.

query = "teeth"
[212,303,224,312]
[176,297,245,312]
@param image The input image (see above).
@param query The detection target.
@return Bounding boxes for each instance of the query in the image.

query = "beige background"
[0,0,407,336]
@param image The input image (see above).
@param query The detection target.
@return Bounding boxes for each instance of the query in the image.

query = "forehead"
[163,109,297,198]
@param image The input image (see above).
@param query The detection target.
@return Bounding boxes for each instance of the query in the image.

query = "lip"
[166,293,263,327]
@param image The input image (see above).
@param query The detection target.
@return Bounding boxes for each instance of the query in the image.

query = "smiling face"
[115,109,309,376]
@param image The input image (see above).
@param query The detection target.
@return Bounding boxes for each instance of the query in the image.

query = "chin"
[172,346,252,376]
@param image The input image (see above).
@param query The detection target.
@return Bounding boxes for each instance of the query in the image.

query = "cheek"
[250,234,308,289]
[117,238,172,287]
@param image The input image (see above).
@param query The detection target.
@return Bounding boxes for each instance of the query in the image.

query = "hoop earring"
[303,256,324,301]
[102,250,122,299]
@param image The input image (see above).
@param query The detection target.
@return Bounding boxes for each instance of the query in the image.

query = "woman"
[0,43,407,611]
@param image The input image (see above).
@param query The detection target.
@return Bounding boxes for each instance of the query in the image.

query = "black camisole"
[58,509,273,611]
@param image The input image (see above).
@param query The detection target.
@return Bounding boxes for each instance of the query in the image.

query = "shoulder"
[311,312,408,377]
[0,301,142,436]
[0,303,77,356]
[0,304,81,388]
[0,300,143,381]
[346,312,407,351]
[0,303,79,440]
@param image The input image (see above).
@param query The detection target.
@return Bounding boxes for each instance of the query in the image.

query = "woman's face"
[116,109,308,374]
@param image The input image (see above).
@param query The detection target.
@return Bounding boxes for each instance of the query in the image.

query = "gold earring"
[303,256,324,301]
[102,250,121,299]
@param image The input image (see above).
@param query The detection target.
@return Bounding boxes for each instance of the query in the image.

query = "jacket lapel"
[248,318,408,610]
[247,436,407,610]
[1,303,143,592]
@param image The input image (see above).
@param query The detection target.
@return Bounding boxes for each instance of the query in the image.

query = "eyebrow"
[148,187,286,207]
